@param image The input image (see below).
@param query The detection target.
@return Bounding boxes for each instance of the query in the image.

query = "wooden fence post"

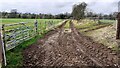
[1,24,7,66]
[0,32,2,67]
[116,12,120,39]
[34,20,38,35]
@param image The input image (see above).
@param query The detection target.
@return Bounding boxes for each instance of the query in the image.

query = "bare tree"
[72,2,87,20]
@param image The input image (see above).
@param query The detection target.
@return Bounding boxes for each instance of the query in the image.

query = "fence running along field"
[0,20,65,66]
[0,20,67,66]
[1,20,61,51]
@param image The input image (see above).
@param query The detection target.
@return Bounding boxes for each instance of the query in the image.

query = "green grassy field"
[100,19,116,24]
[1,19,62,24]
[1,19,62,30]
[0,19,63,67]
[74,19,115,33]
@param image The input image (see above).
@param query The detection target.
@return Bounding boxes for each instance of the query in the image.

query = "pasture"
[1,19,62,24]
[1,19,62,30]
[1,19,62,50]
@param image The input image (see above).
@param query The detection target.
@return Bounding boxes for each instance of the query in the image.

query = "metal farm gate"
[0,20,62,67]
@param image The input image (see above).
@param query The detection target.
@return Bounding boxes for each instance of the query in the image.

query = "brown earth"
[23,20,119,68]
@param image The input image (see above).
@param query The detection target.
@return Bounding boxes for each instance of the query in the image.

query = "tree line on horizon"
[0,9,72,19]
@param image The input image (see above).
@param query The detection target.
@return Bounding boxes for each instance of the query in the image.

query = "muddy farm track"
[23,20,119,68]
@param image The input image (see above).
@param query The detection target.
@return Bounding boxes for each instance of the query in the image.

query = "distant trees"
[0,12,10,18]
[72,2,87,20]
[54,13,71,19]
[0,9,71,19]
[9,9,18,18]
[85,11,116,20]
[0,8,116,20]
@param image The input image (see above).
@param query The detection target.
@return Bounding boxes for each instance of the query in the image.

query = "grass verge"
[74,19,113,33]
[74,19,119,51]
[64,20,70,28]
[5,30,48,68]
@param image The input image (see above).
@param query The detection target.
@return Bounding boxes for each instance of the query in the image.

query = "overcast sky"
[0,0,119,15]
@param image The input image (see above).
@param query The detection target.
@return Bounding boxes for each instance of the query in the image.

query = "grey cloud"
[0,0,119,14]
[87,2,118,14]
[54,2,73,8]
